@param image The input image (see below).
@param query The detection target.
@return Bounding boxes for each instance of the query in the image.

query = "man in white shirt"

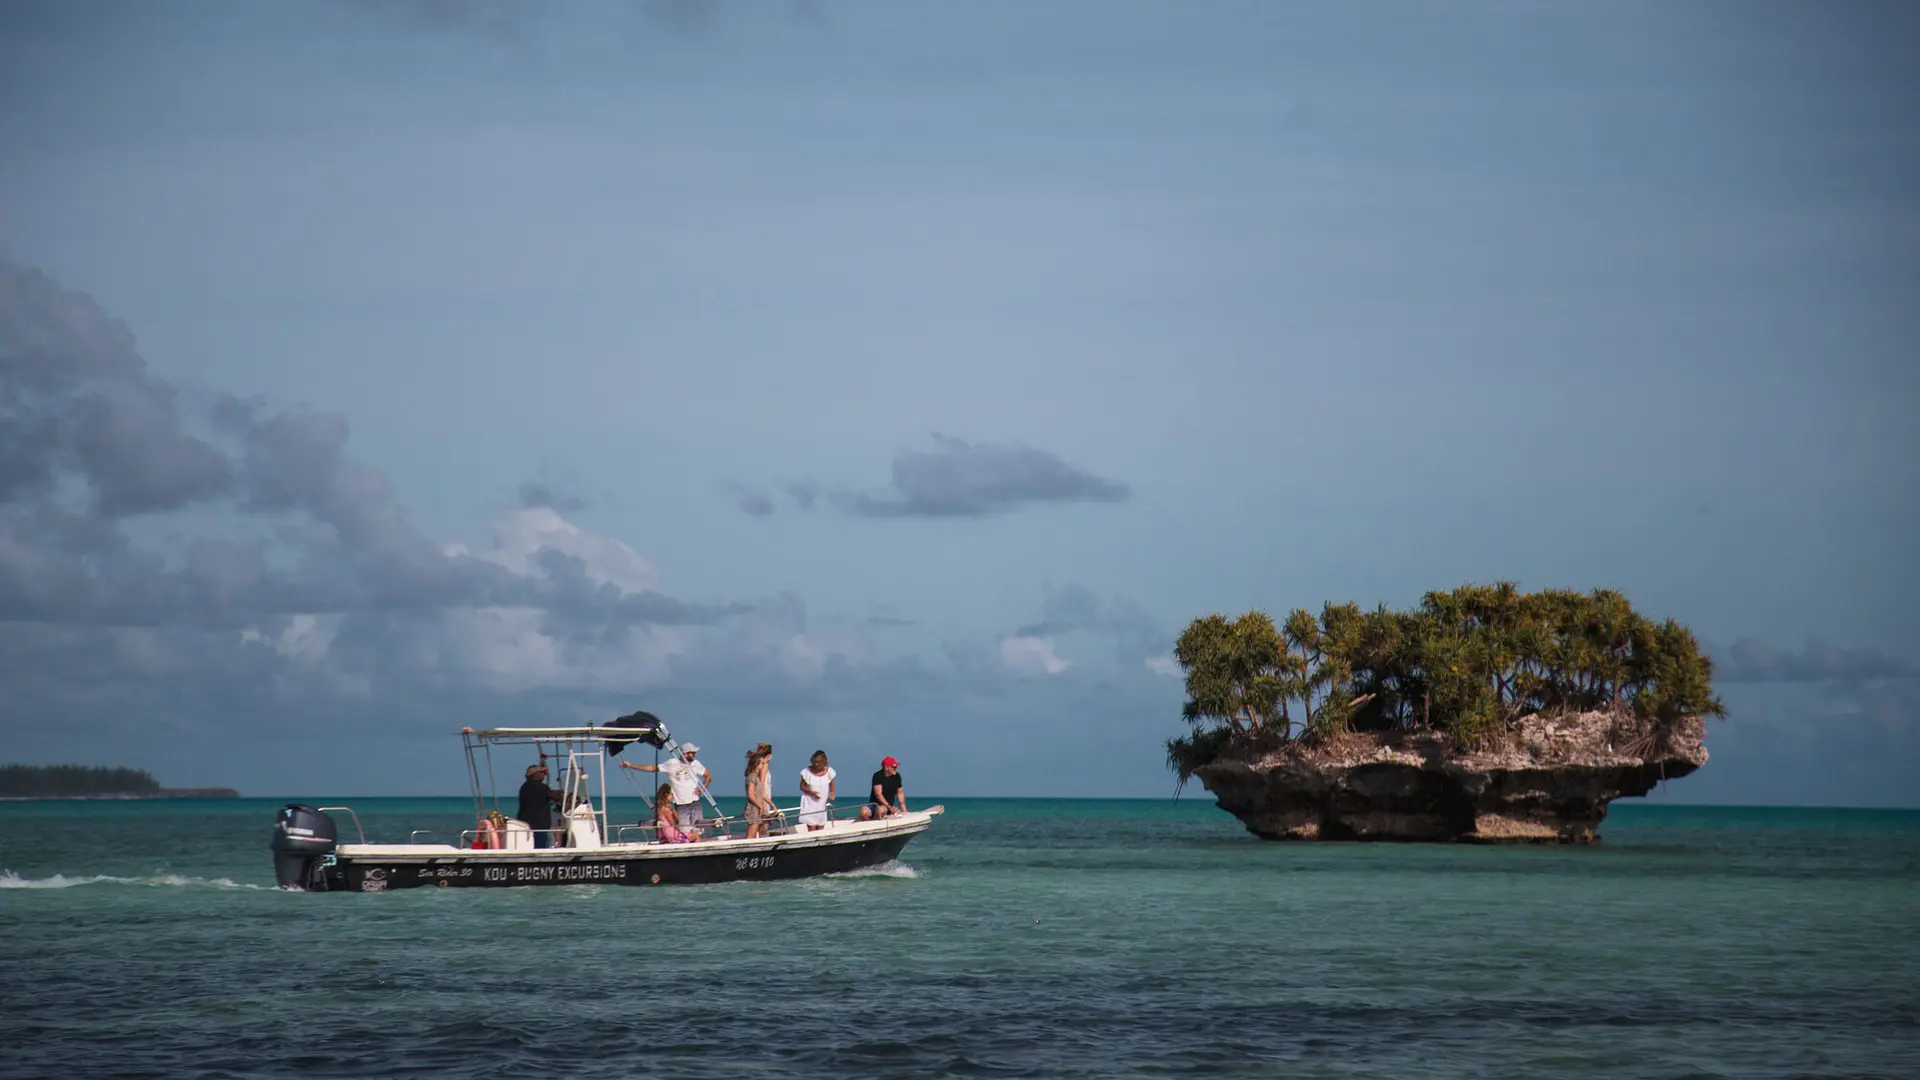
[621,743,711,828]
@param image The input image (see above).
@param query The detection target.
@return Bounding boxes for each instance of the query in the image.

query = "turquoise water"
[3,798,1917,1078]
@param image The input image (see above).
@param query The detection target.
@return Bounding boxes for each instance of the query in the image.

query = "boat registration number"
[735,855,774,870]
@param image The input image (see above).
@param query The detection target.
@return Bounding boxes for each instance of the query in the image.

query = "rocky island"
[1167,584,1721,843]
[0,765,239,800]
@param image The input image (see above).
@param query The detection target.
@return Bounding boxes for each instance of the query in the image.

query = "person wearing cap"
[621,744,711,830]
[859,756,907,820]
[517,763,564,849]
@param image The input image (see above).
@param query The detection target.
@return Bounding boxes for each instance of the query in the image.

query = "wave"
[0,869,270,890]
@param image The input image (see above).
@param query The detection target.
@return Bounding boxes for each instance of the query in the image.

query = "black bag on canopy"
[603,710,669,756]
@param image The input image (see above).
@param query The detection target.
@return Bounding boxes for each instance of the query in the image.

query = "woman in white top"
[798,750,836,831]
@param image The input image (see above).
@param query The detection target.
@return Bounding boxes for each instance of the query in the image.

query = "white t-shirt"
[798,766,836,811]
[660,758,705,805]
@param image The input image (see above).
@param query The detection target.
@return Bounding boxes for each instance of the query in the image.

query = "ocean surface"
[2,797,1917,1079]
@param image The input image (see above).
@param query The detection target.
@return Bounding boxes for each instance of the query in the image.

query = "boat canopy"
[465,710,670,755]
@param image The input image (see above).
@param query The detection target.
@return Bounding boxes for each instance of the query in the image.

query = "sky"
[1,0,1915,804]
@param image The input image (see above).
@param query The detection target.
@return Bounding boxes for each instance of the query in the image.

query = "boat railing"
[611,817,749,844]
[613,821,666,844]
[359,800,902,850]
[407,828,558,846]
[317,806,367,845]
[610,800,883,844]
[611,802,813,844]
[465,826,571,848]
[731,801,885,830]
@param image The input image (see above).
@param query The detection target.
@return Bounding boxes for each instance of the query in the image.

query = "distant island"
[1166,583,1720,843]
[0,764,239,800]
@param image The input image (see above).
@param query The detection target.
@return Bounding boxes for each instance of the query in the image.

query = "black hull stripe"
[322,832,919,891]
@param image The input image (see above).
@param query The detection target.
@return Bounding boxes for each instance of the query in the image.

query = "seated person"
[858,756,908,820]
[655,783,700,843]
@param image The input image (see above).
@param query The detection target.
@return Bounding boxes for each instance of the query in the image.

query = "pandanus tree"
[1173,611,1290,735]
[1167,611,1293,783]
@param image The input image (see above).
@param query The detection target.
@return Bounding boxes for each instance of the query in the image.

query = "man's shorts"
[675,802,700,828]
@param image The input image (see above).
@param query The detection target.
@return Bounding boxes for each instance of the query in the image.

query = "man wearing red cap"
[859,756,907,820]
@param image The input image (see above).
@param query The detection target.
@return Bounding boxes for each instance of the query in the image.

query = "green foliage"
[1166,726,1235,787]
[0,764,162,797]
[1167,583,1724,771]
[1174,611,1289,734]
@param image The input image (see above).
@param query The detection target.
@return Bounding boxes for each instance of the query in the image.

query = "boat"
[270,712,941,891]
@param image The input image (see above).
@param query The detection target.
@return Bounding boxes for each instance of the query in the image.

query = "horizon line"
[12,795,1914,812]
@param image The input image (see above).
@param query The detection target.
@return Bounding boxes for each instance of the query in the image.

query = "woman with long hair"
[655,782,697,843]
[744,743,775,839]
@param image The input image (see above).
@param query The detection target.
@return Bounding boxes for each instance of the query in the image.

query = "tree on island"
[1167,583,1725,784]
[0,765,164,797]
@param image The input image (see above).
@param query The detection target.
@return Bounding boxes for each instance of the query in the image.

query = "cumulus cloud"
[754,435,1131,519]
[1016,582,1169,669]
[1716,638,1916,684]
[1000,634,1070,677]
[1,261,229,518]
[0,257,867,712]
[456,505,659,594]
[1144,655,1181,678]
[0,257,1193,792]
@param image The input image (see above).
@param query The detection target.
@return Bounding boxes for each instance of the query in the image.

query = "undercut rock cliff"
[1191,710,1707,843]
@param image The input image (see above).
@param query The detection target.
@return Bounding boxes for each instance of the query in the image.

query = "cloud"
[1,256,751,650]
[0,257,1190,794]
[1145,655,1181,678]
[846,435,1130,518]
[517,480,587,514]
[999,634,1070,676]
[781,478,821,511]
[456,505,658,594]
[1,260,231,517]
[1716,638,1916,684]
[1017,582,1168,668]
[337,0,826,45]
[0,258,766,642]
[722,480,775,518]
[1661,679,1920,807]
[753,436,1131,519]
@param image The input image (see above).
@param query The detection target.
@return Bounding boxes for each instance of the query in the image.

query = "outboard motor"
[271,804,337,890]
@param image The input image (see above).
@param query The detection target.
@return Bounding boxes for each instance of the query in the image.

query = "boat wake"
[825,860,920,880]
[0,870,270,890]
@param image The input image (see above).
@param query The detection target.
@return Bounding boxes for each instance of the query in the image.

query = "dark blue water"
[3,799,1917,1078]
